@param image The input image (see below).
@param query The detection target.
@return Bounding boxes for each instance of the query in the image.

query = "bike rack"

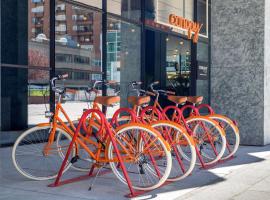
[48,109,137,197]
[47,108,173,198]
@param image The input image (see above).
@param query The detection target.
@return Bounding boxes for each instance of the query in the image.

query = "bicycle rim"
[151,121,196,181]
[108,125,172,191]
[185,117,226,165]
[209,114,240,160]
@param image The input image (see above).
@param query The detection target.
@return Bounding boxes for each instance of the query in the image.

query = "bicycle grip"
[153,81,159,85]
[166,91,175,95]
[107,80,117,84]
[58,74,68,80]
[146,91,156,96]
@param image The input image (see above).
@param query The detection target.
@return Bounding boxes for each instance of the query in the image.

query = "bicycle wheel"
[12,125,75,180]
[107,124,172,191]
[151,121,196,181]
[208,114,240,160]
[185,116,226,165]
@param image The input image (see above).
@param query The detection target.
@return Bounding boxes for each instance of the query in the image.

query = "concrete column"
[120,21,141,107]
[211,0,270,145]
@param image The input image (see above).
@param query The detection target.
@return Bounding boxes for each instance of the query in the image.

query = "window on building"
[107,0,141,21]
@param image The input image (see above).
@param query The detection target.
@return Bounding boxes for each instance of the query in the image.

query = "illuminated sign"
[169,14,203,43]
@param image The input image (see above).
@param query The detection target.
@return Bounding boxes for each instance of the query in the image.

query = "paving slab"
[1,145,270,200]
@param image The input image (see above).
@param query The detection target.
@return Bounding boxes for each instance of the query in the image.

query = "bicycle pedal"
[71,155,80,164]
[139,164,145,174]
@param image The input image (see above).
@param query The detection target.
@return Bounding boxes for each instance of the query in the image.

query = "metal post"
[102,0,107,113]
[49,0,56,112]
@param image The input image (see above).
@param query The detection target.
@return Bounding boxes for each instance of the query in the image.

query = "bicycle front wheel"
[208,114,240,160]
[151,121,196,181]
[185,116,226,165]
[12,125,75,180]
[108,124,172,191]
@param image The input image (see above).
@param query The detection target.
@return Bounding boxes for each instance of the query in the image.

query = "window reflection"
[74,0,102,9]
[166,36,191,96]
[28,0,50,125]
[107,0,141,21]
[107,17,141,113]
[146,0,194,22]
[55,1,102,121]
[197,0,208,36]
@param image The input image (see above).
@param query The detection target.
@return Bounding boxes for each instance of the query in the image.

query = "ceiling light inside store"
[83,16,87,20]
[186,51,190,55]
[125,51,129,55]
[175,49,178,52]
[180,41,184,45]
[109,23,114,27]
[173,54,177,57]
[166,38,169,42]
[131,29,135,32]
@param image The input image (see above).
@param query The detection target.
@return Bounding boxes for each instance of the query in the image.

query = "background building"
[2,0,268,146]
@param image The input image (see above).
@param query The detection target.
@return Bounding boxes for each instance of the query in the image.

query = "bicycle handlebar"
[148,81,175,96]
[87,80,118,94]
[149,81,159,90]
[50,74,69,93]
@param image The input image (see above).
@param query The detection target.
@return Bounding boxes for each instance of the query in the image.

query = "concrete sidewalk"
[0,145,270,200]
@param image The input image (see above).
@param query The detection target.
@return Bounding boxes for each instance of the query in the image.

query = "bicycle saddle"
[167,96,187,105]
[128,96,151,106]
[94,96,120,107]
[187,96,203,104]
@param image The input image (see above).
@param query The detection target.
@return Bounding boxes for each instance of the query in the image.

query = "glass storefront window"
[166,36,191,95]
[196,42,209,103]
[146,0,208,38]
[28,0,50,125]
[146,0,193,22]
[197,0,208,36]
[107,0,141,21]
[107,16,141,114]
[55,1,102,121]
[74,0,102,9]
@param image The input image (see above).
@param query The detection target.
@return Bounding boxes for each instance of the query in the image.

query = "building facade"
[1,0,268,146]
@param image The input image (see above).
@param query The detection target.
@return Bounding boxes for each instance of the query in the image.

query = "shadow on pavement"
[0,145,270,200]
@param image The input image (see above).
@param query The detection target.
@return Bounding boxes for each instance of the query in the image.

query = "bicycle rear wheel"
[151,121,196,181]
[12,125,75,180]
[108,124,172,191]
[185,116,226,165]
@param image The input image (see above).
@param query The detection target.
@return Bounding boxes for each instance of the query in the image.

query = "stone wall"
[264,0,270,144]
[211,0,267,145]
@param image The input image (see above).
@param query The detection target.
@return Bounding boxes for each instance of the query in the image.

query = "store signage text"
[197,61,208,80]
[169,14,203,43]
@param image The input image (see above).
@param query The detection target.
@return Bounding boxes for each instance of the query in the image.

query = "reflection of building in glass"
[107,29,121,82]
[28,0,102,88]
[29,0,99,46]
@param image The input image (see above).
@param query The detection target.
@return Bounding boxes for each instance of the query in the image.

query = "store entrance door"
[144,29,167,89]
[144,29,195,96]
[165,35,192,96]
